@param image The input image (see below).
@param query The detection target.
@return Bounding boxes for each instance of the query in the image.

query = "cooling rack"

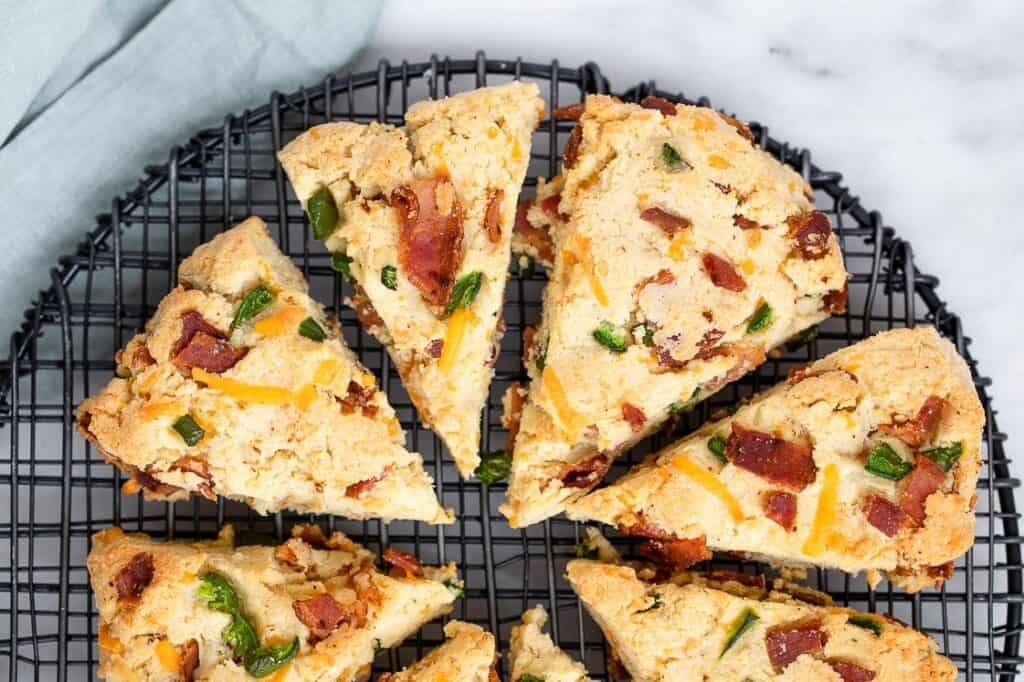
[0,52,1019,681]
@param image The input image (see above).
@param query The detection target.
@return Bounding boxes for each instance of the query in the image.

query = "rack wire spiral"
[0,53,1019,681]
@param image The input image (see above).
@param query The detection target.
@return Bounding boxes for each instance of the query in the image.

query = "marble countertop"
[362,0,1023,467]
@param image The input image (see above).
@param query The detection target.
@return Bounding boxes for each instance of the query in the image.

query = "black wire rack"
[0,52,1019,681]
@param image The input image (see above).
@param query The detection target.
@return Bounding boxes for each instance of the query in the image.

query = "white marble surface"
[363,0,1024,468]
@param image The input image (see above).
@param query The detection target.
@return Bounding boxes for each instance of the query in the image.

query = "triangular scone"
[88,524,461,682]
[278,82,544,476]
[501,95,848,527]
[77,218,451,524]
[377,621,497,681]
[509,607,593,682]
[567,560,956,682]
[568,327,983,591]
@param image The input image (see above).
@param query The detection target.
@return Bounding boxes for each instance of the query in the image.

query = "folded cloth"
[0,0,379,337]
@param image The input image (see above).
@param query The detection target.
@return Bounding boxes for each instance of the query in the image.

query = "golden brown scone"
[501,95,848,527]
[88,525,461,681]
[568,327,984,591]
[77,217,450,523]
[567,559,956,682]
[377,621,497,682]
[509,607,593,682]
[277,82,544,477]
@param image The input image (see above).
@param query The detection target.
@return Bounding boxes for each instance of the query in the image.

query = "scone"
[567,559,957,682]
[377,621,497,681]
[88,524,462,681]
[509,607,593,682]
[501,95,848,527]
[77,217,450,523]
[567,327,984,591]
[277,82,544,477]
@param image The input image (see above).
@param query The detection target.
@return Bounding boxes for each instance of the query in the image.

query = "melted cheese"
[802,463,839,556]
[313,359,340,385]
[670,454,744,522]
[571,234,608,306]
[154,639,180,672]
[542,367,585,438]
[292,383,318,410]
[439,308,477,373]
[98,624,124,655]
[192,368,317,411]
[138,401,185,421]
[708,154,732,169]
[253,305,306,337]
[668,232,692,261]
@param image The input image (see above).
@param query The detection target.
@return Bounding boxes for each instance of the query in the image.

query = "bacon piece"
[297,525,331,549]
[828,660,877,682]
[337,381,378,418]
[898,456,946,524]
[179,639,199,682]
[514,200,557,265]
[502,382,526,450]
[780,585,831,607]
[345,467,391,499]
[863,494,904,537]
[172,311,247,374]
[824,287,847,314]
[762,491,797,531]
[708,570,766,589]
[115,552,154,601]
[640,96,677,117]
[539,194,568,222]
[929,561,954,582]
[391,178,464,308]
[640,536,711,570]
[551,103,584,120]
[132,345,156,368]
[640,207,691,236]
[293,593,347,644]
[522,325,537,366]
[701,253,746,292]
[720,113,755,143]
[636,268,676,296]
[563,124,583,169]
[733,214,761,230]
[617,518,672,539]
[350,291,384,330]
[125,466,183,498]
[170,457,215,500]
[787,211,833,260]
[382,547,424,578]
[559,455,610,489]
[484,189,505,243]
[621,402,646,432]
[765,618,827,672]
[425,338,444,358]
[879,395,946,448]
[695,328,726,360]
[725,423,817,491]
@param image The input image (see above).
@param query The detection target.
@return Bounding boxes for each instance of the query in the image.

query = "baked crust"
[278,82,544,477]
[502,95,848,527]
[567,559,957,681]
[377,621,496,682]
[509,607,593,682]
[567,327,984,590]
[88,525,460,681]
[77,217,450,523]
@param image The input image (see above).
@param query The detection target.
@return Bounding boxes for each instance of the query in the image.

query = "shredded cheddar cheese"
[692,114,715,132]
[138,401,185,421]
[670,454,744,522]
[154,639,180,672]
[708,154,732,169]
[740,259,756,275]
[292,383,318,410]
[98,624,124,654]
[439,308,477,373]
[192,368,320,410]
[745,230,762,248]
[269,663,293,682]
[511,137,523,161]
[253,305,306,337]
[313,359,340,385]
[668,232,692,261]
[571,235,608,306]
[802,463,839,556]
[542,367,585,437]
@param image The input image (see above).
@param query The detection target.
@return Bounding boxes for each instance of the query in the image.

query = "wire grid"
[0,53,1019,681]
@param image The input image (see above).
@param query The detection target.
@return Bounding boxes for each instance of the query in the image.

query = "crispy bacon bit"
[337,381,378,418]
[695,329,726,360]
[350,291,384,330]
[179,639,199,682]
[640,536,712,570]
[621,402,646,432]
[559,455,610,489]
[382,547,424,578]
[708,570,766,589]
[720,113,755,143]
[298,525,331,549]
[823,287,848,314]
[127,467,181,497]
[640,96,677,117]
[293,593,346,644]
[898,456,946,524]
[828,660,877,682]
[863,494,904,537]
[762,491,797,531]
[171,311,247,374]
[787,211,833,260]
[484,189,505,243]
[782,585,831,607]
[345,467,391,499]
[170,457,215,500]
[702,252,746,292]
[617,518,672,539]
[391,178,464,308]
[522,325,537,366]
[879,395,946,448]
[637,268,676,295]
[551,103,584,120]
[115,552,155,601]
[425,338,444,358]
[563,124,583,169]
[132,345,156,368]
[539,194,568,222]
[640,207,691,236]
[765,618,827,672]
[502,382,527,449]
[514,200,557,264]
[726,423,817,491]
[928,561,955,582]
[733,214,761,230]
